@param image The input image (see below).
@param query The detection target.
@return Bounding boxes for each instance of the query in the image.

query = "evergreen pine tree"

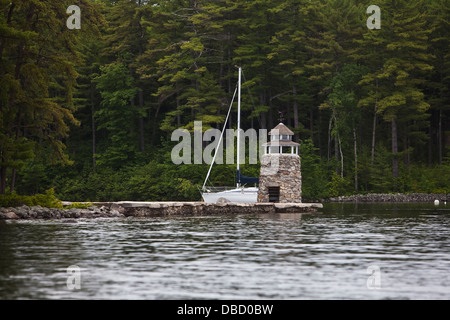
[358,0,433,185]
[0,0,102,193]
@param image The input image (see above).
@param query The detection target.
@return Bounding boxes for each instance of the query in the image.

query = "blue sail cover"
[236,170,259,184]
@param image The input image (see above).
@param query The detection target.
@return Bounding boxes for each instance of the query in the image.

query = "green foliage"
[63,202,93,209]
[299,140,329,200]
[44,158,206,202]
[327,172,352,198]
[403,164,450,194]
[94,62,139,168]
[368,144,395,193]
[0,0,103,192]
[1,0,449,201]
[124,161,203,201]
[0,188,62,208]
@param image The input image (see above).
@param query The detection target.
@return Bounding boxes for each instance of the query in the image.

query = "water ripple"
[1,203,449,299]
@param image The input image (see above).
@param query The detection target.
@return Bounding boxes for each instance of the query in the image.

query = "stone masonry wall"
[257,154,302,203]
[327,193,450,202]
[0,202,321,220]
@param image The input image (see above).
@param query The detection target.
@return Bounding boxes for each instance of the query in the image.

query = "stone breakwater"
[0,204,125,220]
[0,202,323,220]
[327,193,450,203]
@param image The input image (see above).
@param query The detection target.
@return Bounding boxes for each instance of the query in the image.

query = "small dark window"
[268,187,280,203]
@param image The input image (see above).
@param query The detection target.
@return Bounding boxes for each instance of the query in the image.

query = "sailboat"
[201,67,259,203]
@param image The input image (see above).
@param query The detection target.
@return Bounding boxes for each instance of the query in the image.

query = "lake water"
[0,203,449,300]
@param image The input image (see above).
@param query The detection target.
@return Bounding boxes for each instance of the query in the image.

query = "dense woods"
[1,0,449,202]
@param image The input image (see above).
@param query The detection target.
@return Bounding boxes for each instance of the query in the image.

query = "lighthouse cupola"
[257,123,302,203]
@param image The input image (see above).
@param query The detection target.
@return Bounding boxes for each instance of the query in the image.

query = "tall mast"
[237,67,241,188]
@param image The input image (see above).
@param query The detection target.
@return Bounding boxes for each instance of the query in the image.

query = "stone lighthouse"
[257,123,302,203]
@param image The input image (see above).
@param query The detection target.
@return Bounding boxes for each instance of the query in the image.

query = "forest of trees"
[0,0,449,202]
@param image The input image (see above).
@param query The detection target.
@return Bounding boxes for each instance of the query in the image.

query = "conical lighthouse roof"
[264,122,299,147]
[269,123,294,135]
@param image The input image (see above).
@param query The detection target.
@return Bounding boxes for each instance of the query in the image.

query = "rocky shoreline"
[326,193,449,203]
[2,193,448,220]
[0,204,125,220]
[0,201,322,220]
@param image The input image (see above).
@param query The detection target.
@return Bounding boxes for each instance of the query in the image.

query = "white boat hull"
[201,187,258,204]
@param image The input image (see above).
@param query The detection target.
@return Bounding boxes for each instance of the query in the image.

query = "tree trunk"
[293,85,299,141]
[137,5,145,152]
[176,94,181,127]
[0,167,6,194]
[268,104,273,130]
[438,108,442,165]
[152,103,162,145]
[286,104,291,127]
[438,57,444,166]
[260,111,267,130]
[428,128,433,166]
[259,90,267,129]
[338,133,344,179]
[403,133,410,169]
[91,82,96,172]
[392,118,399,179]
[327,116,333,161]
[139,89,145,152]
[268,88,273,129]
[371,104,377,165]
[353,127,358,191]
[318,108,322,157]
[371,79,378,164]
[10,168,16,192]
